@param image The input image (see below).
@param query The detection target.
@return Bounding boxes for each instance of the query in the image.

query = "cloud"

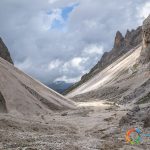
[62,57,88,72]
[139,2,150,19]
[83,45,103,55]
[0,0,149,84]
[55,75,80,83]
[66,57,86,69]
[48,59,62,70]
[48,0,59,4]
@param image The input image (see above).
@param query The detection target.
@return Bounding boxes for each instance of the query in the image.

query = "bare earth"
[0,101,149,150]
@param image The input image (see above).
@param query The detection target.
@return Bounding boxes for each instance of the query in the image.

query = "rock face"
[0,92,7,113]
[113,31,124,49]
[140,15,150,64]
[64,26,142,94]
[0,38,13,113]
[0,37,13,64]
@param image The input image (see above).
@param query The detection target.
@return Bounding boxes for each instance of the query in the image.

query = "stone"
[143,117,150,128]
[61,112,68,116]
[119,116,130,126]
[131,105,140,112]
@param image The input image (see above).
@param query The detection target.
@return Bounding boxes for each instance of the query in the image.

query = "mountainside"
[66,16,150,106]
[48,81,73,94]
[0,37,13,64]
[66,46,143,99]
[0,56,75,119]
[64,26,142,95]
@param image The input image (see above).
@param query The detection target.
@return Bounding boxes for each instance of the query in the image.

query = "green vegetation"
[131,63,139,75]
[132,63,138,70]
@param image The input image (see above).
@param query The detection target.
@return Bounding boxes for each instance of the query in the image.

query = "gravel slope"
[0,57,75,119]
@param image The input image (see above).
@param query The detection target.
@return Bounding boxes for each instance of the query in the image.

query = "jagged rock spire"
[139,14,150,64]
[113,31,124,49]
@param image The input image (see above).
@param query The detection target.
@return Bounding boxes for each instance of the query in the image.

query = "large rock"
[0,37,13,64]
[140,15,150,64]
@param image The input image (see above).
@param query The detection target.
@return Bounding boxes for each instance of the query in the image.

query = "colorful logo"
[126,128,150,145]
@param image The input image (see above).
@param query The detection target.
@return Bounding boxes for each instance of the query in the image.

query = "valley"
[0,9,150,150]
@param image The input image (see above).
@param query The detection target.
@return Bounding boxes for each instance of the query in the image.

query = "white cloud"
[48,59,62,70]
[84,20,97,29]
[55,75,80,83]
[62,57,88,72]
[84,44,103,55]
[48,0,59,4]
[70,57,84,68]
[140,2,150,19]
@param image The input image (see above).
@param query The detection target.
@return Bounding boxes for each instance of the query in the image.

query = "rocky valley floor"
[0,100,150,150]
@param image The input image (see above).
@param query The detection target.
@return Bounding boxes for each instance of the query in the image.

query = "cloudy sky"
[0,0,150,84]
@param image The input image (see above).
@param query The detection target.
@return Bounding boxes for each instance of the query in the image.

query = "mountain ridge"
[47,81,73,94]
[64,26,142,95]
[65,15,150,106]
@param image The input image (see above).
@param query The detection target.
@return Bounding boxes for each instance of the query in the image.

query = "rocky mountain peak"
[64,26,142,95]
[125,30,130,38]
[139,14,150,64]
[113,31,124,49]
[0,37,13,64]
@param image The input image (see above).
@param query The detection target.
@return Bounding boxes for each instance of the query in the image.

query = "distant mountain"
[0,37,13,64]
[47,81,73,94]
[64,26,142,95]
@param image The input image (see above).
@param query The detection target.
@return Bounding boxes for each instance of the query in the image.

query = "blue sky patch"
[51,3,79,29]
[62,3,79,20]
